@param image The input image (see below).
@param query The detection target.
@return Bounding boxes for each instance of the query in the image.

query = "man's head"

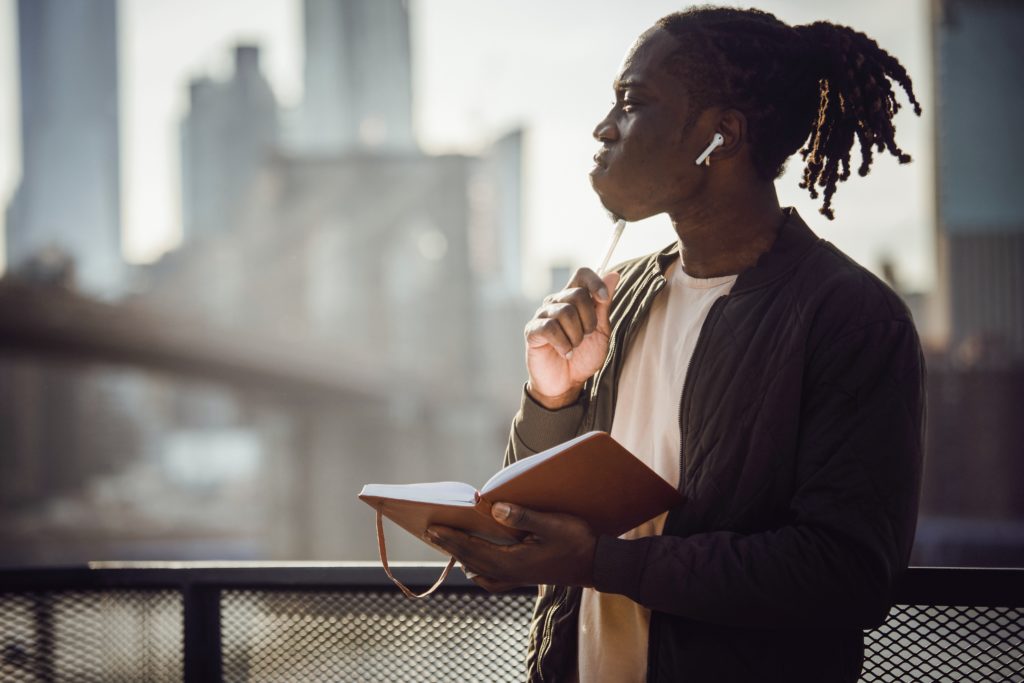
[589,7,922,221]
[589,27,728,222]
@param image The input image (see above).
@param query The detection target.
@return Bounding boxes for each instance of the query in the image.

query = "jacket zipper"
[537,587,566,682]
[640,293,726,683]
[536,264,671,683]
[587,278,667,429]
[677,295,727,490]
[539,272,667,681]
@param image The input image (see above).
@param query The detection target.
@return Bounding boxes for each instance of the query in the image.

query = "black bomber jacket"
[504,208,926,682]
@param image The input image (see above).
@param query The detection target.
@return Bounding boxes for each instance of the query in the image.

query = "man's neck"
[668,181,784,279]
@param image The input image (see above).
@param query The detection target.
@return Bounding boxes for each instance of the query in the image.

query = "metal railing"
[1,563,1022,682]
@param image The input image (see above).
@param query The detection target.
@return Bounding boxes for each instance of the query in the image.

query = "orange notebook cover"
[358,431,685,550]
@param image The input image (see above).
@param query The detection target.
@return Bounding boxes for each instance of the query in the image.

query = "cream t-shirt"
[575,256,737,683]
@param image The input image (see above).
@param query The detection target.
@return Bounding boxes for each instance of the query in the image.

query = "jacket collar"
[650,207,820,294]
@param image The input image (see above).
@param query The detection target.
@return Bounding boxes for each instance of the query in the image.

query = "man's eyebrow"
[613,78,652,91]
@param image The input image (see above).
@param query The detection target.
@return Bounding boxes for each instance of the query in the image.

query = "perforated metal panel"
[862,604,1024,682]
[0,590,182,682]
[220,589,535,683]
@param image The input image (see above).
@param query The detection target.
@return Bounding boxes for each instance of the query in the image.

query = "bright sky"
[0,0,934,295]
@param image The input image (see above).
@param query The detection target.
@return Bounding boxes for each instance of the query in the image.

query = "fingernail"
[425,528,440,541]
[493,503,511,520]
[564,350,574,360]
[597,287,609,302]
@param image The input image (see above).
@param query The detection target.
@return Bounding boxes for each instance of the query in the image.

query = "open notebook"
[359,431,684,598]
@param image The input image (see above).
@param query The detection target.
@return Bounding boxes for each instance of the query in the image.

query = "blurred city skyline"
[0,0,934,297]
[1,0,1021,569]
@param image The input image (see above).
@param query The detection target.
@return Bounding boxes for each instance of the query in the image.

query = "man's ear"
[714,108,747,161]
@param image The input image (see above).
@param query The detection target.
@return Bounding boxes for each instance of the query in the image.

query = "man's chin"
[591,174,658,222]
[592,186,640,223]
[605,205,660,224]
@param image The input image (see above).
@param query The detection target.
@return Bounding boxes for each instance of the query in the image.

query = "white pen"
[596,218,626,276]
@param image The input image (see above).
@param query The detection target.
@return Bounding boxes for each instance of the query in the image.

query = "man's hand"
[525,268,620,409]
[425,502,598,592]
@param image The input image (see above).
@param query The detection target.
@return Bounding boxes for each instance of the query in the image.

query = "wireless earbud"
[694,133,725,166]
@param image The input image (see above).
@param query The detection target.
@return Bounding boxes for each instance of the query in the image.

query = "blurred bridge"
[0,278,482,561]
[0,279,398,403]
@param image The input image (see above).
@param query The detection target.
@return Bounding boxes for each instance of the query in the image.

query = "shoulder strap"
[376,508,456,599]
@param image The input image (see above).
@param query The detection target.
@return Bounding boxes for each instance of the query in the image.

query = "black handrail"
[0,561,490,591]
[2,563,1021,604]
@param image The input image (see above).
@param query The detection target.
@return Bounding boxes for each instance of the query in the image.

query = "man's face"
[589,27,709,221]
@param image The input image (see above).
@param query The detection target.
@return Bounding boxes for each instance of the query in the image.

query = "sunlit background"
[0,0,1020,566]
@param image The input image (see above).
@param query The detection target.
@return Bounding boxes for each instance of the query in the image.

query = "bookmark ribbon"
[376,509,456,599]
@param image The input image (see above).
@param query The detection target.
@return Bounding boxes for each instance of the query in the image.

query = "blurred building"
[462,129,532,404]
[548,265,573,294]
[135,135,529,559]
[1,0,533,565]
[471,129,524,296]
[296,0,415,152]
[933,0,1024,364]
[146,134,529,391]
[133,3,531,559]
[4,0,123,296]
[180,45,279,244]
[913,0,1024,567]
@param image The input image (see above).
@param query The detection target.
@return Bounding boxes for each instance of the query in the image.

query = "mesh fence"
[863,604,1024,682]
[220,589,535,683]
[0,590,182,682]
[2,586,1022,681]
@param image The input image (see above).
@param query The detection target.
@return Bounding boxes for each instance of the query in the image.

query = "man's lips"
[592,151,609,169]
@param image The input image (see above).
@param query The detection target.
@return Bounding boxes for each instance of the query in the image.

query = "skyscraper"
[297,0,416,152]
[466,129,524,300]
[4,0,123,295]
[180,45,279,243]
[933,0,1024,362]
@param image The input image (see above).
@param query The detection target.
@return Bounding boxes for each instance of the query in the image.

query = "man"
[427,7,925,682]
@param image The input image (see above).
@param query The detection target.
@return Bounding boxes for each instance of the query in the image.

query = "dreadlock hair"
[657,6,922,219]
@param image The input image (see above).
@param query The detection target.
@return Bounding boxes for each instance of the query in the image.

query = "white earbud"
[694,133,725,166]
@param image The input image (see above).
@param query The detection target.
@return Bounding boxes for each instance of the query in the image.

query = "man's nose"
[592,113,619,142]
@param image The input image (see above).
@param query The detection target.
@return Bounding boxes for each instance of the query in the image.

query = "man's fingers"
[537,303,585,347]
[524,317,574,357]
[566,267,611,304]
[528,268,614,357]
[559,288,599,334]
[426,526,504,577]
[431,509,597,588]
[537,288,599,334]
[530,268,617,354]
[426,526,476,561]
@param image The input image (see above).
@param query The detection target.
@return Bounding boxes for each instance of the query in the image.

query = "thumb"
[492,502,549,534]
[595,270,620,334]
